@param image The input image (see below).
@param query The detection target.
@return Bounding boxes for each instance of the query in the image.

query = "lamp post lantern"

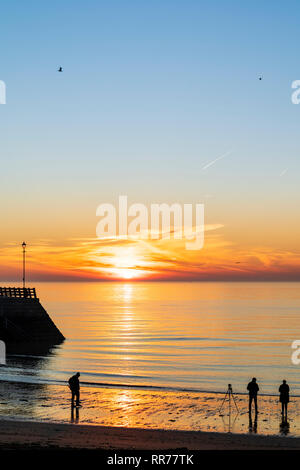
[22,241,26,289]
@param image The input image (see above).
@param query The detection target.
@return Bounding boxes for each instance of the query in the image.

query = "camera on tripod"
[219,383,239,415]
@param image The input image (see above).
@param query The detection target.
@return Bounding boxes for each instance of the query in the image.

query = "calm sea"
[1,281,300,396]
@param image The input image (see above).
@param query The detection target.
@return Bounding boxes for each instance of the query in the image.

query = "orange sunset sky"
[1,208,300,282]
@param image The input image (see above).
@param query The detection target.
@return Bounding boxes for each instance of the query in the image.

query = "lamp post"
[22,241,26,289]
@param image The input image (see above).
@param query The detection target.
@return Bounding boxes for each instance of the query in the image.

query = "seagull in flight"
[58,67,63,72]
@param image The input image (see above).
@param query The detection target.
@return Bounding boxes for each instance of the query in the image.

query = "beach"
[1,379,300,439]
[0,419,300,451]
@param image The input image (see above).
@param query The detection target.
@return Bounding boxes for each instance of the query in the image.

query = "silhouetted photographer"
[279,379,289,419]
[247,377,259,414]
[68,372,81,408]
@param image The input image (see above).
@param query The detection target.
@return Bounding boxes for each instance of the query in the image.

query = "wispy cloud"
[2,229,300,281]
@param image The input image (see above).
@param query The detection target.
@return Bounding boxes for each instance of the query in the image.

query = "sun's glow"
[109,247,145,279]
[3,220,300,281]
[111,268,139,279]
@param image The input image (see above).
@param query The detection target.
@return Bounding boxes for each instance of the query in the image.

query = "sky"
[1,0,300,281]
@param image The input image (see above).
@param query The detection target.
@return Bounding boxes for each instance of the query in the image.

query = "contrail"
[279,167,288,177]
[202,150,232,171]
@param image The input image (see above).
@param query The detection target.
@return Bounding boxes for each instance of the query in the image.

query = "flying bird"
[259,76,263,80]
[58,67,63,72]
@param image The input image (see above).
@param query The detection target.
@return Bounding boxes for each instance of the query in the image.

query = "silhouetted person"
[279,379,289,419]
[247,377,259,414]
[68,372,80,407]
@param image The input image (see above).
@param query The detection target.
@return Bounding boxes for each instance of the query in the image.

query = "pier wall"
[0,289,65,353]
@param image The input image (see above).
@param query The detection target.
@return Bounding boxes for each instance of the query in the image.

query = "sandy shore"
[3,380,300,436]
[0,419,300,450]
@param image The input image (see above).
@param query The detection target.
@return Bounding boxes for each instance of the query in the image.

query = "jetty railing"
[0,287,37,299]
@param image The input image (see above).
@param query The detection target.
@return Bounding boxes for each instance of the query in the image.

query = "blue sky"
[0,0,300,246]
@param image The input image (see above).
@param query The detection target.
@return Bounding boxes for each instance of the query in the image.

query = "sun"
[120,269,135,279]
[110,247,143,280]
[111,268,138,279]
[88,244,153,280]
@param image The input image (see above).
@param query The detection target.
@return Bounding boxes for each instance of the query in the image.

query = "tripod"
[219,384,239,415]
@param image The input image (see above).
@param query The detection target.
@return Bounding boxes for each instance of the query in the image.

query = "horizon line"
[1,279,300,283]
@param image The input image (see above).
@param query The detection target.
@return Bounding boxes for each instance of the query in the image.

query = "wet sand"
[1,380,300,437]
[1,380,300,450]
[0,419,300,450]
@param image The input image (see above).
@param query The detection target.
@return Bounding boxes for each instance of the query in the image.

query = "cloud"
[1,230,300,281]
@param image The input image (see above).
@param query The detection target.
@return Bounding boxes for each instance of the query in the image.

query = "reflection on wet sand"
[220,411,239,434]
[0,382,300,437]
[71,405,80,424]
[248,412,258,434]
[280,418,290,436]
[0,380,52,419]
